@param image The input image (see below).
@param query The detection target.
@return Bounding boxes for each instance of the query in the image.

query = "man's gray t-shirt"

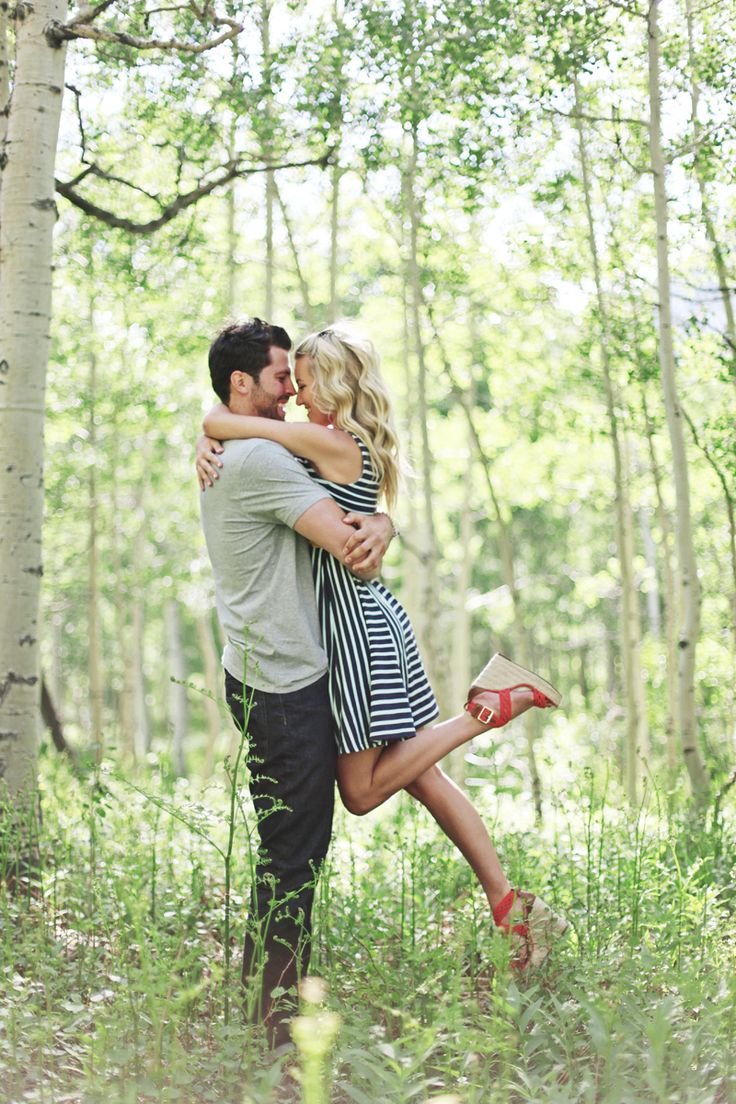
[200,438,331,693]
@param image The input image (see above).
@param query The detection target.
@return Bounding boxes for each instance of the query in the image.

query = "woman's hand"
[196,435,224,491]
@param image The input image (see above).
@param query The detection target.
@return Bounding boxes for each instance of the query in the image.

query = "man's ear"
[230,370,253,396]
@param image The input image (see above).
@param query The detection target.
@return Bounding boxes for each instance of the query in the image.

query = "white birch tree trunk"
[260,1,275,320]
[87,289,104,760]
[685,0,736,392]
[196,611,224,778]
[0,6,9,179]
[166,598,187,777]
[448,417,473,787]
[641,386,680,780]
[403,129,451,718]
[328,160,341,323]
[131,592,149,762]
[0,1,68,805]
[573,80,649,800]
[647,2,709,801]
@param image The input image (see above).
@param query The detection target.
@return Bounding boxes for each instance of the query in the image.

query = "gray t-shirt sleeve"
[239,439,332,527]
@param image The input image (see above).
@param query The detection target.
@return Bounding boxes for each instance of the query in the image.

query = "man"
[198,318,392,1047]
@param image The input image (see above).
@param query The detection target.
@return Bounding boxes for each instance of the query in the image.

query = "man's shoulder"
[223,438,290,462]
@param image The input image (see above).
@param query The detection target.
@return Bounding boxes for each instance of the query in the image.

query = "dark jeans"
[225,670,335,1047]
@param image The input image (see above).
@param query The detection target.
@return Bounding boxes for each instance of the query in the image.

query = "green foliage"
[2,756,735,1102]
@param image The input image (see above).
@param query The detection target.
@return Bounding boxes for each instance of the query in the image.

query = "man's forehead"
[268,345,291,369]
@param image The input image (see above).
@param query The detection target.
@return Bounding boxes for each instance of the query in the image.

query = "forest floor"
[1,749,735,1104]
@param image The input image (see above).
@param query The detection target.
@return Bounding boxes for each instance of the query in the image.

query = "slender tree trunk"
[402,133,450,716]
[574,79,649,800]
[685,0,736,389]
[647,2,709,801]
[260,1,275,319]
[131,590,149,762]
[680,405,736,657]
[166,599,187,777]
[396,275,423,633]
[225,165,238,317]
[640,385,679,780]
[424,302,544,817]
[196,612,224,778]
[274,180,316,329]
[0,5,9,192]
[329,160,341,323]
[41,675,78,768]
[448,400,474,786]
[638,507,662,639]
[87,282,104,761]
[0,1,68,807]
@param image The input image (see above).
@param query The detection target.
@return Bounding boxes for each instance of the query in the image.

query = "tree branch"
[542,105,649,128]
[67,1,118,26]
[48,13,242,53]
[55,153,332,234]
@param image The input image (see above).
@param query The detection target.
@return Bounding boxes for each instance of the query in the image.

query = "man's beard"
[250,383,283,420]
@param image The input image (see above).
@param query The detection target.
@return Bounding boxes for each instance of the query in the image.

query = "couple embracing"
[197,318,567,1047]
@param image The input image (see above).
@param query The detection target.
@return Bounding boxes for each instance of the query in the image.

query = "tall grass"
[1,747,735,1104]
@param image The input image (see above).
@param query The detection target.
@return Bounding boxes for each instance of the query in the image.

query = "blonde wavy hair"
[295,326,401,510]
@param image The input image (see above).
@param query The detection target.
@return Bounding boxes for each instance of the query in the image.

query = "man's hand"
[342,512,394,577]
[196,435,224,490]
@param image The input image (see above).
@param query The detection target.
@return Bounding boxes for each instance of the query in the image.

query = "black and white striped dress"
[299,436,439,755]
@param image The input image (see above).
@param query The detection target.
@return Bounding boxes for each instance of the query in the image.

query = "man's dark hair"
[208,318,292,403]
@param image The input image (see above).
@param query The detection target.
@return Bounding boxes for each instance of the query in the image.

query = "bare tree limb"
[41,676,80,771]
[67,1,118,26]
[542,105,649,128]
[615,128,650,175]
[47,13,242,53]
[55,152,332,233]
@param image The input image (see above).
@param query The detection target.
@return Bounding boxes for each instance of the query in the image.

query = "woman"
[197,326,567,967]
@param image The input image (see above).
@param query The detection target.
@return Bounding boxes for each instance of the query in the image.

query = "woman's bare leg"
[336,687,534,815]
[404,764,511,910]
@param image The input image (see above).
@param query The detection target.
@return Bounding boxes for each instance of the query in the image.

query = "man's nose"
[286,378,297,397]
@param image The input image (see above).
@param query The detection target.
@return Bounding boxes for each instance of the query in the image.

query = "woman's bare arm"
[202,404,361,478]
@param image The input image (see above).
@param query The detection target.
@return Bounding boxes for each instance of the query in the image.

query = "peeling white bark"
[0,1,68,802]
[647,1,709,800]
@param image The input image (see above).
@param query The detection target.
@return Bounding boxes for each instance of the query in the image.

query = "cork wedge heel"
[464,653,561,728]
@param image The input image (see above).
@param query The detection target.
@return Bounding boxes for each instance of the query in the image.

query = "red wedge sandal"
[465,653,561,729]
[493,889,569,970]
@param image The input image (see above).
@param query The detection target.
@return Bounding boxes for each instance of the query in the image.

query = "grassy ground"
[2,749,735,1104]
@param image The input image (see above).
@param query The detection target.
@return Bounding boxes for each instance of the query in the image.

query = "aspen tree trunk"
[639,507,662,639]
[328,161,341,323]
[397,278,423,633]
[108,395,133,756]
[402,132,450,717]
[166,598,187,777]
[130,593,149,762]
[0,1,68,806]
[225,153,238,316]
[647,1,709,800]
[260,1,275,320]
[87,284,104,760]
[685,0,736,390]
[574,80,649,800]
[196,612,223,778]
[223,37,240,318]
[472,435,543,818]
[425,304,544,816]
[680,405,736,657]
[275,181,316,329]
[448,410,474,787]
[641,386,679,779]
[0,5,9,178]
